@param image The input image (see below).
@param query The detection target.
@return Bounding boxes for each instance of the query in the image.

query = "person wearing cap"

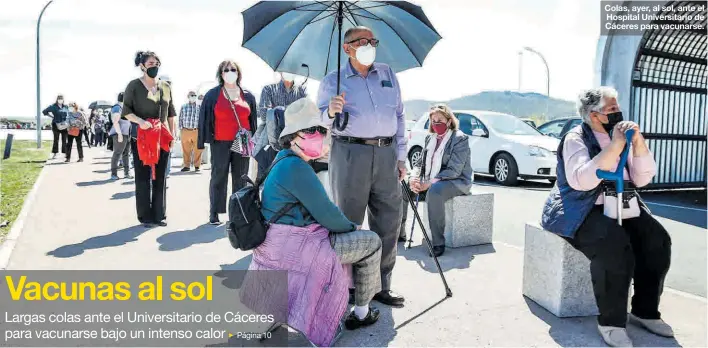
[257,97,384,331]
[179,90,202,172]
[317,25,406,307]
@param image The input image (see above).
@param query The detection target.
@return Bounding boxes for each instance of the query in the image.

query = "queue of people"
[40,24,673,347]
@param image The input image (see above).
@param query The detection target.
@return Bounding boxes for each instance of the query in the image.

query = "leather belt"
[334,136,393,147]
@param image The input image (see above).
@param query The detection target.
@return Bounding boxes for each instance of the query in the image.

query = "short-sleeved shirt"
[121,78,176,123]
[108,104,131,136]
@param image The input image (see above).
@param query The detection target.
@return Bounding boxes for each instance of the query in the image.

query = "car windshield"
[477,113,542,136]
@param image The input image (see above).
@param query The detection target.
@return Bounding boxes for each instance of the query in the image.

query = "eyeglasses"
[347,38,380,47]
[223,68,238,73]
[301,126,327,135]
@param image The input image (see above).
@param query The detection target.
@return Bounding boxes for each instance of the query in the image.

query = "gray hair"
[344,26,373,43]
[577,86,618,123]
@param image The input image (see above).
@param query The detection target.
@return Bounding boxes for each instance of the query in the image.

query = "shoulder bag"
[223,87,255,157]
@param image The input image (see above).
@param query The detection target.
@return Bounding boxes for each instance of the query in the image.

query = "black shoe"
[398,236,407,243]
[344,307,380,330]
[373,290,405,308]
[348,288,355,305]
[195,167,200,172]
[429,245,445,257]
[77,158,84,162]
[181,167,190,172]
[64,158,70,163]
[156,221,167,227]
[209,215,221,225]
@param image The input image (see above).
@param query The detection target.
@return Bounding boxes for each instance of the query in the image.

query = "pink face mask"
[296,132,325,158]
[431,121,448,136]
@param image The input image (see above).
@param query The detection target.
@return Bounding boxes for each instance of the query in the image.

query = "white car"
[407,110,561,185]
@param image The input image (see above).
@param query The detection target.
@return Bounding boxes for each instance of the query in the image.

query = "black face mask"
[145,66,159,78]
[598,111,623,133]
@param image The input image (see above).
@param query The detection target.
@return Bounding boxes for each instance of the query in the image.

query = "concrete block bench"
[418,191,494,248]
[522,222,599,317]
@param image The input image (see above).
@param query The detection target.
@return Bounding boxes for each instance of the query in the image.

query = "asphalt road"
[471,174,707,298]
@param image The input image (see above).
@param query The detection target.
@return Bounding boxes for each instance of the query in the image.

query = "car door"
[456,113,490,173]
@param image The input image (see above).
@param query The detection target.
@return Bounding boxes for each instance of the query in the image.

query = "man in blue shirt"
[317,26,407,308]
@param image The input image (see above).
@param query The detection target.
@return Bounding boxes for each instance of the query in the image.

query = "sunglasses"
[223,68,238,73]
[301,126,327,135]
[347,38,380,47]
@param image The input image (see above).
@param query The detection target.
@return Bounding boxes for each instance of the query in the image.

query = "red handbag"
[68,127,80,137]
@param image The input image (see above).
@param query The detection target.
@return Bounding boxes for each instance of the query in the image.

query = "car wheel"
[493,153,519,186]
[408,146,423,168]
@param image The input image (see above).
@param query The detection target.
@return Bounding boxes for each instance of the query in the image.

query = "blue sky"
[1,0,602,117]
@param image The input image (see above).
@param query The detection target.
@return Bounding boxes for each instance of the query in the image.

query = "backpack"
[226,153,297,251]
[266,107,287,150]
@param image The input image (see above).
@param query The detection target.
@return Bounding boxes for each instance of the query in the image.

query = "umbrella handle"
[334,111,349,131]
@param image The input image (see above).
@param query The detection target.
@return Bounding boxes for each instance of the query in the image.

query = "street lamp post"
[36,0,54,148]
[522,46,550,118]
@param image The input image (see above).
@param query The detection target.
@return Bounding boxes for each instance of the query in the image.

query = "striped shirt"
[179,102,200,129]
[257,81,308,123]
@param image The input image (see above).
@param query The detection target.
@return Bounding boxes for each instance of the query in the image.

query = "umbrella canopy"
[241,1,441,81]
[89,100,112,109]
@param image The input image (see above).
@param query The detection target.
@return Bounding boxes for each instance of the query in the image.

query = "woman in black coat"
[197,59,257,225]
[42,94,69,159]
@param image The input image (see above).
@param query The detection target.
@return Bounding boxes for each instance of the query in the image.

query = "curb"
[0,160,48,270]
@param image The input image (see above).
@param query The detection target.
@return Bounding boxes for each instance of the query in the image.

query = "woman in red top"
[197,60,258,225]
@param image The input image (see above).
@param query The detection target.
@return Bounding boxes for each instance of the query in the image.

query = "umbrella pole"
[334,2,348,131]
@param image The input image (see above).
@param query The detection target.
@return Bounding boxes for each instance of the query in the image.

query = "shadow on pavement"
[76,179,114,187]
[156,224,224,252]
[47,224,151,258]
[93,168,112,174]
[473,175,554,191]
[213,254,253,290]
[122,180,135,185]
[641,190,707,229]
[399,242,495,273]
[92,161,111,165]
[523,297,682,347]
[170,171,201,177]
[44,162,69,166]
[111,191,135,200]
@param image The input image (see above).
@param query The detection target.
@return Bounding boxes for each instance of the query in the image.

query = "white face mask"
[224,71,238,84]
[355,44,376,66]
[281,72,296,82]
[188,96,197,103]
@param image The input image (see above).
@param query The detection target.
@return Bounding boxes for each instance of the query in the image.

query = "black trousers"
[131,139,169,223]
[65,134,83,160]
[51,123,67,154]
[568,205,672,327]
[81,129,91,147]
[209,141,250,215]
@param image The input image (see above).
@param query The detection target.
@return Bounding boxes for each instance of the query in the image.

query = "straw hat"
[280,98,326,139]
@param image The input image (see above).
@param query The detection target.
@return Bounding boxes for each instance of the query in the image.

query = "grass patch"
[0,140,51,240]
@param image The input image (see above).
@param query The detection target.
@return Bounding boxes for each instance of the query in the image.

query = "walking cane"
[401,179,453,298]
[406,194,419,250]
[595,129,634,226]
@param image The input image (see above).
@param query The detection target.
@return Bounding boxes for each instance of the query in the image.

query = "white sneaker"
[628,313,674,337]
[598,324,633,347]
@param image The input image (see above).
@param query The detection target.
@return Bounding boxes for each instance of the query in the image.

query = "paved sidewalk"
[4,147,707,347]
